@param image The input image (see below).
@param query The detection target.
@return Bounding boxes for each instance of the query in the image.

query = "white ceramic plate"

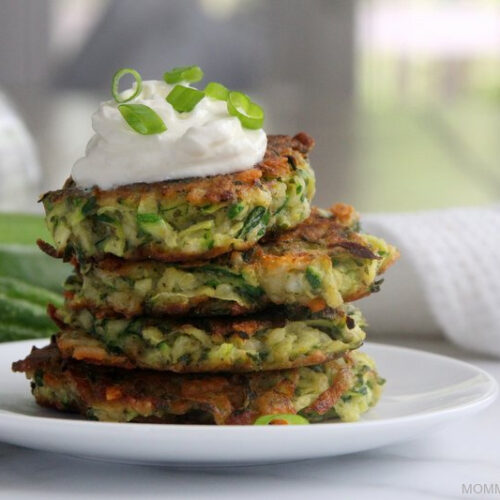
[0,340,497,466]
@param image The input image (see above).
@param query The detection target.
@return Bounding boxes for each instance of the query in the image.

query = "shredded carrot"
[308,297,327,313]
[105,386,123,401]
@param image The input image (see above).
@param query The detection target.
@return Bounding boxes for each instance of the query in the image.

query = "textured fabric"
[362,205,500,358]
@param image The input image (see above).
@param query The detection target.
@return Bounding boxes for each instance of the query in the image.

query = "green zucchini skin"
[0,277,63,342]
[0,244,68,292]
[0,276,63,308]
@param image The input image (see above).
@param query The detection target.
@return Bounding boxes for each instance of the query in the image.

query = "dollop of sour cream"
[72,80,267,189]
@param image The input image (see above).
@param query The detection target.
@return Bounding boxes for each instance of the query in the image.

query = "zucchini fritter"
[40,134,315,263]
[51,305,366,372]
[64,206,398,317]
[12,343,383,424]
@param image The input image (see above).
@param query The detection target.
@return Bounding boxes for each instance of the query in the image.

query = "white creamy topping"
[72,80,267,189]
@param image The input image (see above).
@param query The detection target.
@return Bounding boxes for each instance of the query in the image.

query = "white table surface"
[1,336,498,500]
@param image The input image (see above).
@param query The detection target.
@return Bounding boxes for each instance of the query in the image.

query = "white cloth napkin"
[360,205,500,358]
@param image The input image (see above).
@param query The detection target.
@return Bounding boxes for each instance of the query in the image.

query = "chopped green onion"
[227,91,264,129]
[254,414,309,426]
[204,82,229,101]
[111,68,142,103]
[166,85,205,113]
[118,104,167,135]
[163,65,204,84]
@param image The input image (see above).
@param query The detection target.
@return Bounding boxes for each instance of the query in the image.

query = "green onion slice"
[204,82,229,101]
[253,414,309,426]
[118,104,167,135]
[111,68,142,103]
[227,91,264,129]
[166,85,205,113]
[163,65,204,84]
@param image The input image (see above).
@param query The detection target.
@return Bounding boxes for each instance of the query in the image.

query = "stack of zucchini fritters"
[13,133,398,425]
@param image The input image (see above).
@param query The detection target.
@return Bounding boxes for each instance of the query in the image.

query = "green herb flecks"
[237,206,267,238]
[305,267,322,290]
[228,202,244,219]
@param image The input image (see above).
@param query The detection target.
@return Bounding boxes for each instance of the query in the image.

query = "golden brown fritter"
[12,341,383,424]
[40,134,316,263]
[50,304,366,372]
[62,207,399,318]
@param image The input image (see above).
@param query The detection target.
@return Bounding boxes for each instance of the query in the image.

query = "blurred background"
[0,0,499,213]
